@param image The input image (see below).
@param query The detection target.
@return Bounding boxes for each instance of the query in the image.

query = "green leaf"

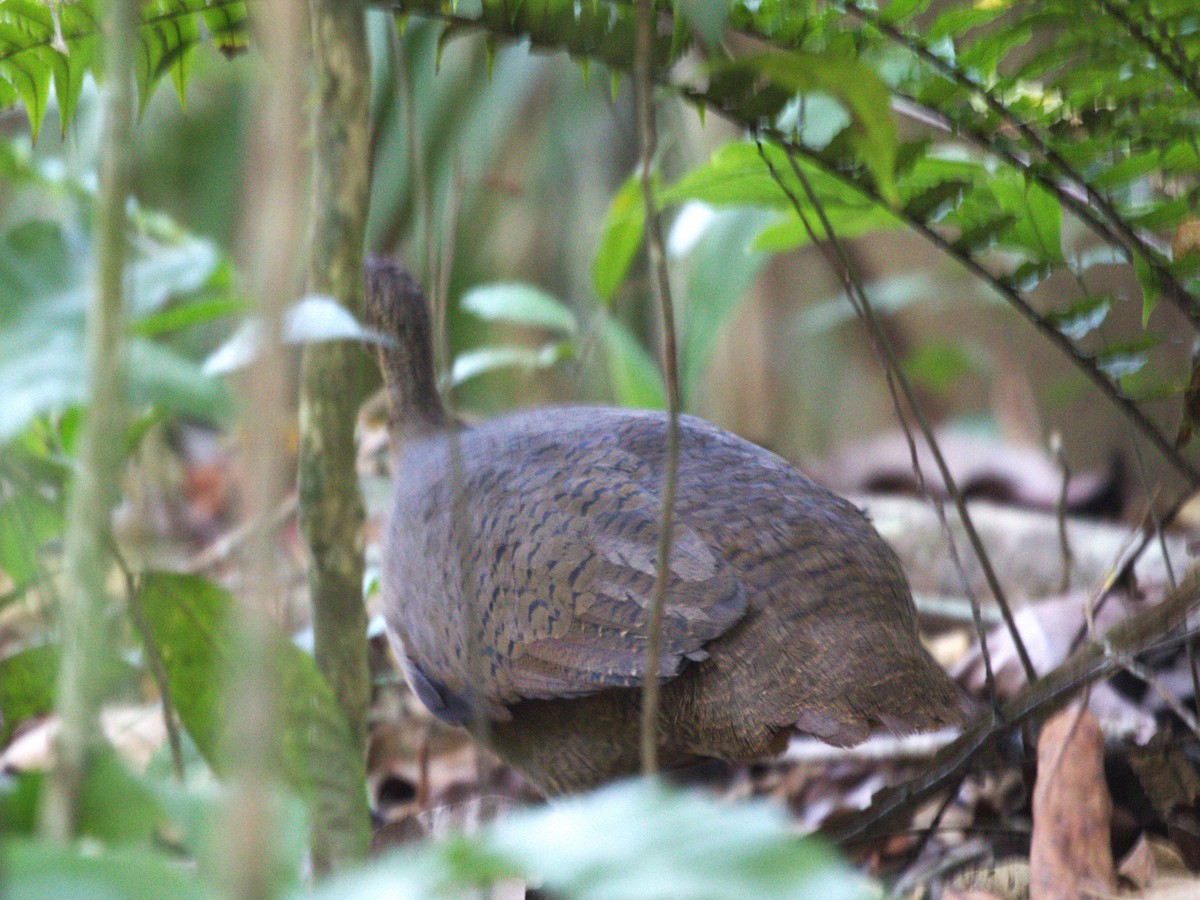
[312,781,867,900]
[450,341,574,385]
[600,317,665,410]
[0,488,60,595]
[1133,253,1161,326]
[902,178,970,222]
[730,52,899,204]
[1006,180,1062,263]
[677,0,728,48]
[0,217,232,441]
[127,235,222,318]
[0,1,55,139]
[0,750,164,846]
[662,143,794,208]
[880,0,932,24]
[49,11,98,136]
[128,339,232,423]
[135,0,203,114]
[1045,295,1112,341]
[662,142,901,248]
[1094,336,1157,379]
[0,645,57,745]
[202,3,250,56]
[135,572,371,863]
[592,174,646,304]
[0,0,249,132]
[903,341,986,394]
[129,295,245,338]
[460,283,578,335]
[1,840,210,900]
[679,208,773,400]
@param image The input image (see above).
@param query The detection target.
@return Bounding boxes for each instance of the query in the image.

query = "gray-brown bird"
[367,258,966,795]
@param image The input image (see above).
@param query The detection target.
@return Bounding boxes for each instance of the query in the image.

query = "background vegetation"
[1,0,1199,896]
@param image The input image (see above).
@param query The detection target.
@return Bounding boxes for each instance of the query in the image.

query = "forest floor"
[3,419,1199,899]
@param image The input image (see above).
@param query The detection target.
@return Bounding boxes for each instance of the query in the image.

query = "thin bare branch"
[635,0,682,776]
[832,565,1200,846]
[757,137,1029,685]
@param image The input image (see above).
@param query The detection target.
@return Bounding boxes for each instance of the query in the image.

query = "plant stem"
[756,138,1021,688]
[302,0,373,869]
[635,0,682,777]
[219,0,307,894]
[749,123,1200,490]
[38,0,137,844]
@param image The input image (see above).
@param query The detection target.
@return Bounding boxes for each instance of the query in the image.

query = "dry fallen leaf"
[948,856,1030,900]
[1030,705,1115,899]
[1126,738,1200,819]
[1119,833,1191,891]
[0,704,167,774]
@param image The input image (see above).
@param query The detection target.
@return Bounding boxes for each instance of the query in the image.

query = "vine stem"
[635,0,682,777]
[755,138,1022,689]
[745,121,1200,490]
[38,0,137,844]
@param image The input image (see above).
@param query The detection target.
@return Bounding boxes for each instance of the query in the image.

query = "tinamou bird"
[366,257,966,795]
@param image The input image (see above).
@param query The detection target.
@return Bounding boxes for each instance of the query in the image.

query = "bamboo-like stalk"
[218,0,307,894]
[38,0,138,844]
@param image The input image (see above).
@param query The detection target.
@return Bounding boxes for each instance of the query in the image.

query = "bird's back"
[382,406,965,792]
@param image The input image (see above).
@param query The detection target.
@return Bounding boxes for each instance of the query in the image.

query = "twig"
[1066,490,1190,658]
[1129,424,1178,590]
[757,138,1029,685]
[1051,433,1074,594]
[635,0,683,776]
[1108,650,1200,736]
[38,0,137,843]
[830,565,1200,846]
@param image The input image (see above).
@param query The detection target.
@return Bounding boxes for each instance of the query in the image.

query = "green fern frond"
[0,0,247,137]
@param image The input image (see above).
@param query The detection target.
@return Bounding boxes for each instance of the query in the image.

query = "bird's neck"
[364,257,454,443]
[378,330,451,440]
